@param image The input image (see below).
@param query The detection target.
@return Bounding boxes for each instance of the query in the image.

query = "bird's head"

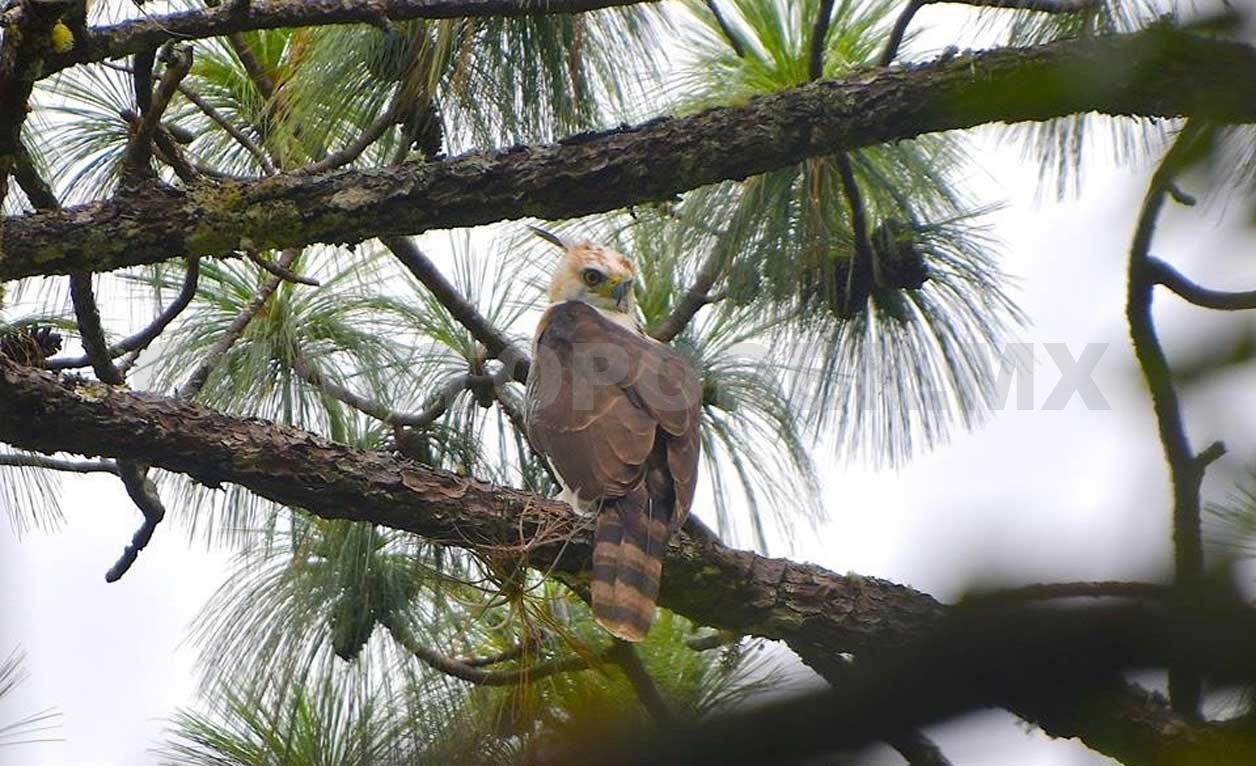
[531,225,639,317]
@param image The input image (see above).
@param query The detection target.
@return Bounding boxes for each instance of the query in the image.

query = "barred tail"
[591,500,668,642]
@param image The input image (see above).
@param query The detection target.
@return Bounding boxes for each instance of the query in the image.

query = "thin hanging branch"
[177,248,300,399]
[807,0,836,81]
[384,616,608,686]
[607,640,675,728]
[649,249,724,343]
[68,265,170,583]
[383,236,532,382]
[293,354,490,429]
[0,453,118,474]
[879,0,924,67]
[1124,121,1217,719]
[48,257,202,371]
[105,461,169,582]
[245,250,320,286]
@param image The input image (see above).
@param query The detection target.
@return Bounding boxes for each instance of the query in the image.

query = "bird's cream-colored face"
[547,241,639,316]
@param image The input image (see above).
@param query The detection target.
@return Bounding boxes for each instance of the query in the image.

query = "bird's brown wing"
[527,301,702,525]
[527,301,702,640]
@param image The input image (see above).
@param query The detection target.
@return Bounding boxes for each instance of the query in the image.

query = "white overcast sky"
[6,3,1256,765]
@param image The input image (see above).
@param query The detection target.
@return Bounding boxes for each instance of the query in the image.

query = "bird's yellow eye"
[581,268,605,287]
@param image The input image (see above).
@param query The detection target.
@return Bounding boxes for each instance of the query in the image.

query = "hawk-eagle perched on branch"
[525,227,702,641]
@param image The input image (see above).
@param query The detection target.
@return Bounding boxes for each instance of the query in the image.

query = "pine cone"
[0,326,62,367]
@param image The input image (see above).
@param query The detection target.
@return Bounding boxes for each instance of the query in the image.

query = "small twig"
[102,59,276,174]
[299,101,403,175]
[227,32,277,101]
[246,250,320,286]
[0,454,119,474]
[123,45,193,182]
[105,461,167,582]
[808,0,836,80]
[608,640,675,728]
[295,354,482,428]
[384,616,609,686]
[1167,183,1197,206]
[705,0,746,58]
[649,249,724,342]
[1148,257,1256,311]
[49,257,202,371]
[879,0,925,67]
[178,248,299,399]
[12,142,58,210]
[1196,440,1227,470]
[180,83,275,174]
[383,236,532,382]
[152,124,200,183]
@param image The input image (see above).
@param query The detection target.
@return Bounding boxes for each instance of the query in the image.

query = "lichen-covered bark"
[5,28,1256,281]
[0,0,75,208]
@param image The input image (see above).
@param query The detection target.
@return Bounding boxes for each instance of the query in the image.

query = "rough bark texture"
[0,359,944,672]
[0,0,75,206]
[0,357,1247,766]
[5,29,1256,281]
[45,0,662,77]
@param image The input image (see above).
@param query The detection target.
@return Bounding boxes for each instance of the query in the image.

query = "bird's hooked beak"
[609,277,633,310]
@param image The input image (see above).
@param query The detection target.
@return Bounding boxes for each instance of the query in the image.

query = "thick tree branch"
[46,0,662,78]
[0,358,1221,765]
[8,30,1256,282]
[546,597,1256,766]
